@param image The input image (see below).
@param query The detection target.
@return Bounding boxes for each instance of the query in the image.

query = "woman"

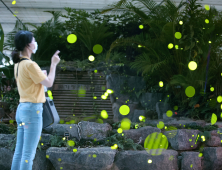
[10,30,60,170]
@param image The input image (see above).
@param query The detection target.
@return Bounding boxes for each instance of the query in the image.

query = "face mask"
[28,41,38,54]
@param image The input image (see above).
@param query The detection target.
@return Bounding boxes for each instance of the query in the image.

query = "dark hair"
[11,30,33,64]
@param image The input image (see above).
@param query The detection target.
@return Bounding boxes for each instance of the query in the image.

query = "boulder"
[112,149,178,170]
[140,93,165,110]
[202,147,222,170]
[0,147,55,170]
[122,126,161,145]
[131,109,146,123]
[145,118,206,129]
[180,152,202,170]
[47,147,116,170]
[163,129,201,150]
[44,123,80,141]
[106,73,146,104]
[156,102,173,119]
[112,102,140,122]
[80,121,112,141]
[205,130,221,147]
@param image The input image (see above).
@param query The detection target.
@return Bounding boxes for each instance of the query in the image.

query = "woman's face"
[27,37,36,53]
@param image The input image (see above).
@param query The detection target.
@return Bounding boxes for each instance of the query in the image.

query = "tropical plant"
[0,23,19,99]
[74,20,114,57]
[0,122,17,134]
[61,8,145,61]
[100,0,222,120]
[1,87,20,115]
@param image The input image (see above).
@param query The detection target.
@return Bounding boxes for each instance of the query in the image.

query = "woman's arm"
[42,70,47,76]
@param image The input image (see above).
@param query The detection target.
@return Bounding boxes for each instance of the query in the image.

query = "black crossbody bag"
[16,58,60,129]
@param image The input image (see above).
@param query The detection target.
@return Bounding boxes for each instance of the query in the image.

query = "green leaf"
[117,143,124,149]
[191,31,194,38]
[181,34,188,40]
[87,133,94,137]
[135,91,142,99]
[184,45,190,51]
[190,41,195,49]
[0,23,4,53]
[197,47,203,54]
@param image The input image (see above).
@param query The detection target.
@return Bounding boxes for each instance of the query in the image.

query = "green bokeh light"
[67,34,77,43]
[119,105,130,115]
[211,113,217,125]
[139,25,143,29]
[144,132,168,156]
[217,96,222,103]
[166,110,173,117]
[93,44,103,54]
[205,5,210,11]
[175,32,182,39]
[120,118,131,130]
[174,106,178,110]
[188,61,197,71]
[185,86,195,98]
[168,43,173,49]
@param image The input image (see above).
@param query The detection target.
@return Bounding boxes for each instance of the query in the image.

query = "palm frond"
[76,20,113,52]
[168,74,190,89]
[0,23,4,53]
[101,0,162,21]
[105,32,151,61]
[128,52,168,76]
[4,20,30,51]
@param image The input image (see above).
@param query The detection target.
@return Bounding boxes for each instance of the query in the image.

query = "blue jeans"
[11,102,43,170]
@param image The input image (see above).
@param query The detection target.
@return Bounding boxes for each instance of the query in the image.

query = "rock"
[2,110,222,170]
[47,147,116,170]
[178,156,182,170]
[115,93,140,105]
[165,119,206,128]
[140,93,165,110]
[144,118,172,127]
[45,123,80,141]
[163,129,201,150]
[106,73,146,104]
[109,93,116,104]
[0,108,5,119]
[145,118,206,129]
[202,147,222,170]
[217,128,222,143]
[0,134,15,148]
[206,130,221,147]
[181,152,202,170]
[206,122,222,128]
[156,102,173,119]
[80,121,112,141]
[112,102,140,122]
[163,114,176,121]
[131,109,146,123]
[112,149,178,170]
[122,126,161,145]
[0,147,55,170]
[206,136,221,147]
